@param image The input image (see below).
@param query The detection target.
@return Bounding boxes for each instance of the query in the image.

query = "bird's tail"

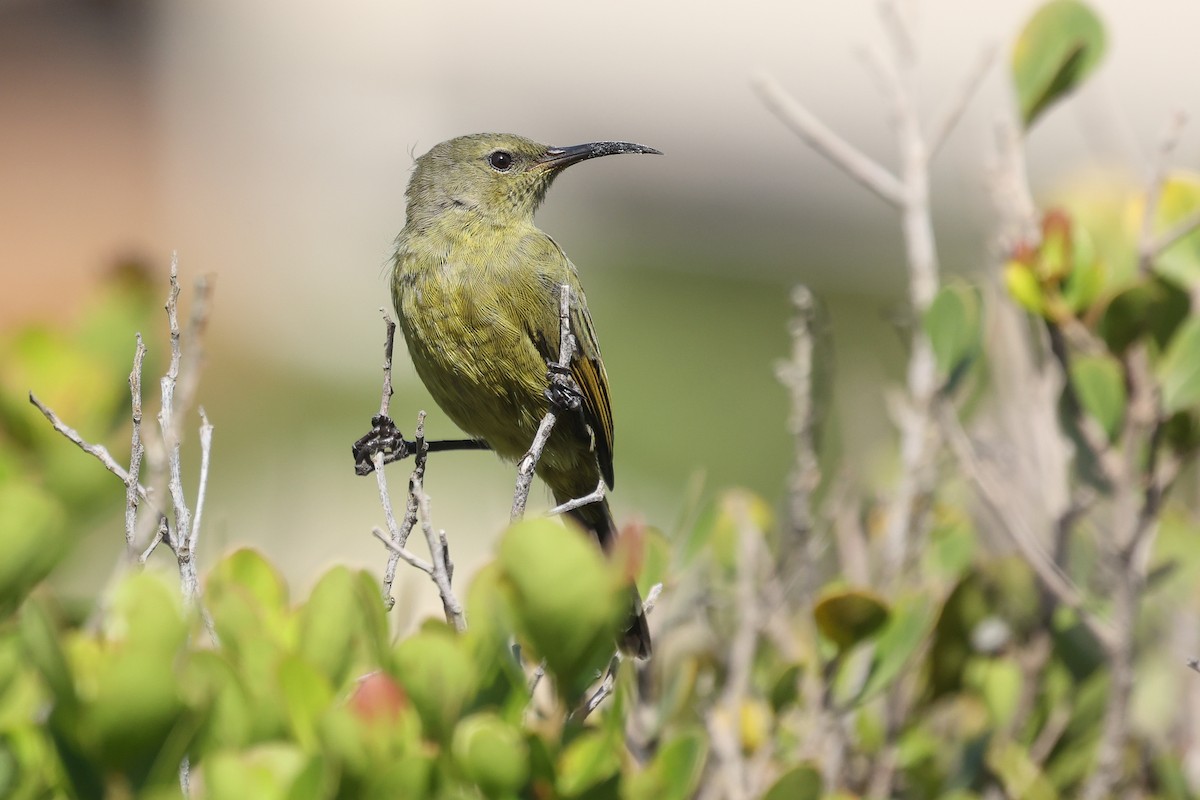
[561,496,653,659]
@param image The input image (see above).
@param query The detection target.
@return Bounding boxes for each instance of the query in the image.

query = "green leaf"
[296,566,358,685]
[556,730,620,797]
[19,600,76,710]
[813,587,890,651]
[84,647,187,778]
[767,663,802,712]
[855,595,932,705]
[184,651,255,756]
[763,763,823,800]
[207,548,289,615]
[451,712,529,798]
[277,656,334,751]
[968,657,1024,728]
[352,569,390,667]
[923,284,982,377]
[1152,172,1200,286]
[0,482,66,617]
[1098,277,1189,353]
[986,737,1059,800]
[1069,354,1126,441]
[392,629,476,742]
[626,727,708,800]
[1004,262,1046,315]
[105,571,188,654]
[1012,0,1107,128]
[498,518,623,698]
[1158,317,1200,413]
[205,744,308,800]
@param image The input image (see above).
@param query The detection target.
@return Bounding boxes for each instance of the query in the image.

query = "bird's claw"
[352,414,413,475]
[545,366,584,413]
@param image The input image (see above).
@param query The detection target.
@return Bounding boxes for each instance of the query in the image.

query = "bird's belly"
[399,278,546,460]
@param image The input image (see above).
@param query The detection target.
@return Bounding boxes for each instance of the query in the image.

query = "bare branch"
[751,72,906,207]
[372,527,432,574]
[375,412,427,609]
[938,401,1117,651]
[512,284,577,521]
[413,474,466,631]
[125,335,148,554]
[28,392,153,504]
[577,583,662,719]
[182,409,214,593]
[139,516,169,564]
[707,501,764,800]
[376,310,397,417]
[776,285,821,574]
[547,480,606,516]
[1138,110,1188,276]
[1148,208,1200,266]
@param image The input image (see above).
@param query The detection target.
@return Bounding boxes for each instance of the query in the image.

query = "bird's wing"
[568,294,615,489]
[522,234,615,489]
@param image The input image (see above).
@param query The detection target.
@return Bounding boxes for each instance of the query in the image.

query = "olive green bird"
[390,133,660,658]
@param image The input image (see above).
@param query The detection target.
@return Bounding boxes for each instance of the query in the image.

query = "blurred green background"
[3,0,1195,615]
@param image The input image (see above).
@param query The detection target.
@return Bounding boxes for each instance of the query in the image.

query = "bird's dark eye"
[488,150,514,171]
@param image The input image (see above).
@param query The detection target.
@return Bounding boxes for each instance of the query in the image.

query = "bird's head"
[405,133,660,226]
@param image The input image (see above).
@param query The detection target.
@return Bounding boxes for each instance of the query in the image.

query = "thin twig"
[372,527,433,574]
[752,72,906,207]
[139,516,169,564]
[159,259,195,597]
[512,284,576,521]
[1149,208,1200,265]
[776,285,821,586]
[125,335,147,554]
[375,412,427,609]
[547,481,606,516]
[413,474,466,631]
[938,401,1117,651]
[28,392,153,503]
[577,583,663,719]
[707,501,763,800]
[181,409,214,607]
[1137,110,1188,276]
[377,311,396,416]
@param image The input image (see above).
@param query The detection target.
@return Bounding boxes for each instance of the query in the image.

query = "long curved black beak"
[537,141,662,170]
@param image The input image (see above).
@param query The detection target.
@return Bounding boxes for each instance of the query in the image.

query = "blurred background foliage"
[6,0,1200,797]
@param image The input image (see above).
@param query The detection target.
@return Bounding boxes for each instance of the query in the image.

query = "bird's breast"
[395,258,549,458]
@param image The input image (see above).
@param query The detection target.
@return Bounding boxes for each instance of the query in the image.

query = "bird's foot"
[352,414,414,475]
[545,363,584,413]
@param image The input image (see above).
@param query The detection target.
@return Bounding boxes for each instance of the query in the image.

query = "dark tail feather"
[563,497,653,659]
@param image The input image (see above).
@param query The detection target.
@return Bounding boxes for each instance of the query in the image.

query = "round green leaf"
[1158,317,1200,414]
[763,764,823,800]
[1069,354,1126,441]
[813,587,890,651]
[1004,262,1046,316]
[923,283,982,377]
[855,595,933,705]
[84,647,186,775]
[1152,172,1200,286]
[556,730,620,797]
[277,655,334,751]
[1012,0,1107,128]
[625,727,708,800]
[498,518,622,696]
[392,630,476,742]
[296,566,358,685]
[451,712,529,797]
[0,482,66,617]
